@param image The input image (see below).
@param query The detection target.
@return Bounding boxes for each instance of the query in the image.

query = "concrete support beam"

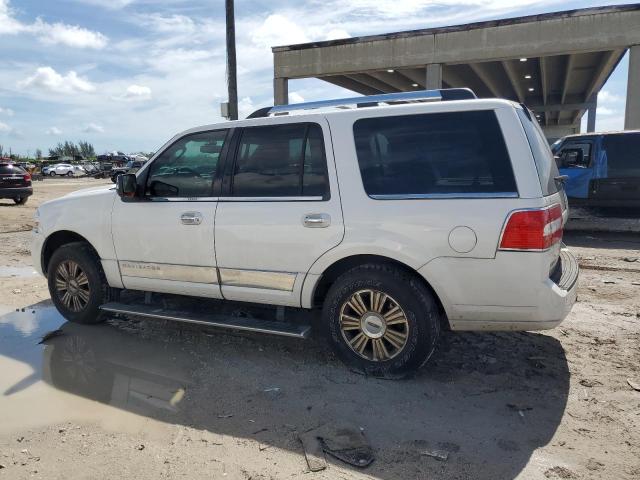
[469,62,500,97]
[274,77,288,105]
[320,76,380,96]
[425,64,442,90]
[587,95,597,132]
[625,45,640,130]
[530,102,595,112]
[502,60,525,103]
[344,74,393,93]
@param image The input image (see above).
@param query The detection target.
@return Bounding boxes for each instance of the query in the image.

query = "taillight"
[24,173,31,183]
[499,204,563,251]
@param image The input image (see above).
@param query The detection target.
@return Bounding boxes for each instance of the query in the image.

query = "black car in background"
[0,162,32,205]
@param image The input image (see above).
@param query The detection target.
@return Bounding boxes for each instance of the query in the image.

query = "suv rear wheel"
[322,264,440,376]
[47,242,115,324]
[13,196,28,205]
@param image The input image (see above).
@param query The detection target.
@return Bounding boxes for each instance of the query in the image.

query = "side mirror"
[116,173,137,199]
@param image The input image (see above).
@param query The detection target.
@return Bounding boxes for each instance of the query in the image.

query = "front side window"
[557,142,592,169]
[146,130,227,198]
[231,123,328,198]
[353,110,517,197]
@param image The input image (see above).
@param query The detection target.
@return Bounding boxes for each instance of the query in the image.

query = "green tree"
[35,148,42,159]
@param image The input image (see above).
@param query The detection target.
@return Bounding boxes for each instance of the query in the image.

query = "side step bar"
[99,302,311,339]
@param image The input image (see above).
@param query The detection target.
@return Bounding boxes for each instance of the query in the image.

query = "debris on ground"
[299,424,374,472]
[136,444,145,451]
[586,458,604,471]
[627,378,640,392]
[421,448,449,461]
[544,466,576,478]
[217,414,233,419]
[622,257,638,262]
[579,379,602,388]
[12,288,21,294]
[38,329,65,344]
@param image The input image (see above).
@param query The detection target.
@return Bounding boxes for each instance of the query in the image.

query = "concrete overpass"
[272,4,640,141]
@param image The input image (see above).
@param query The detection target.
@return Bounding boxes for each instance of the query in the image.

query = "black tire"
[49,171,56,176]
[322,263,440,377]
[47,242,116,324]
[66,171,73,177]
[13,196,28,205]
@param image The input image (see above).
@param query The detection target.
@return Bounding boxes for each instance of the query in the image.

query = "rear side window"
[517,108,559,195]
[603,134,640,177]
[232,123,328,198]
[353,110,517,197]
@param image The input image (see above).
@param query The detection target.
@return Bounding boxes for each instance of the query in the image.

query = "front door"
[214,120,344,306]
[557,140,594,199]
[111,129,229,298]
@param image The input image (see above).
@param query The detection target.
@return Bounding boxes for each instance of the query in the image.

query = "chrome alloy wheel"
[339,289,409,361]
[55,260,90,312]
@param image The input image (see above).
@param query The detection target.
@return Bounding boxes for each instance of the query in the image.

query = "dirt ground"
[0,179,638,480]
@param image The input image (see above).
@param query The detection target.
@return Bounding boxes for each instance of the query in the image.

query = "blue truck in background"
[551,131,640,208]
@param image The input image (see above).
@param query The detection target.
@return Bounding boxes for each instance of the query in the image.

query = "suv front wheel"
[47,242,115,324]
[322,264,440,377]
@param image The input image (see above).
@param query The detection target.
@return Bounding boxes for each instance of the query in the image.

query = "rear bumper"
[419,247,579,331]
[0,186,32,199]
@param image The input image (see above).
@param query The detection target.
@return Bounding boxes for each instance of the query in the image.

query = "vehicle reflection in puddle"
[0,266,40,278]
[0,305,192,418]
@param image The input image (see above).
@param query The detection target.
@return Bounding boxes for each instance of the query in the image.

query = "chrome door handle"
[180,211,203,225]
[303,213,330,228]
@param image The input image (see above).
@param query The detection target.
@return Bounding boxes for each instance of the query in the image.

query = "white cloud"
[251,14,309,48]
[238,97,255,119]
[0,121,10,133]
[33,19,108,49]
[0,0,108,49]
[289,92,305,104]
[72,0,135,9]
[19,67,96,94]
[46,126,62,135]
[114,84,152,102]
[598,107,616,116]
[325,28,351,40]
[598,90,622,104]
[0,106,14,116]
[0,0,24,34]
[83,123,104,133]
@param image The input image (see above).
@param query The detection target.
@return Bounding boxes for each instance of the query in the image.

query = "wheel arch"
[42,230,99,275]
[305,254,450,330]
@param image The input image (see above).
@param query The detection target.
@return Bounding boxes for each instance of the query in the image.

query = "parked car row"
[553,130,640,208]
[42,163,86,177]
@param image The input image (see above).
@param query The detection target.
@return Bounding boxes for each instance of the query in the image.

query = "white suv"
[32,89,578,375]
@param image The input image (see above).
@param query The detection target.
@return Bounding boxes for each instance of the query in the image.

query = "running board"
[99,302,311,339]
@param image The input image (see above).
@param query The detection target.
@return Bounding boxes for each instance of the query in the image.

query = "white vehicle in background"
[43,164,85,177]
[32,88,578,375]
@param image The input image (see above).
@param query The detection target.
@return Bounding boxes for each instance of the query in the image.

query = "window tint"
[603,134,640,177]
[517,108,559,195]
[146,130,227,198]
[353,110,517,197]
[232,123,328,197]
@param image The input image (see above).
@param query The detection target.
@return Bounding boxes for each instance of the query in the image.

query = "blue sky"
[0,0,630,156]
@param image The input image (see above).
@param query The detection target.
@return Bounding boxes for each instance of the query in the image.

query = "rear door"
[214,119,343,306]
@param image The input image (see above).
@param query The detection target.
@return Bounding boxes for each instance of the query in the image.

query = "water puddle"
[0,266,39,278]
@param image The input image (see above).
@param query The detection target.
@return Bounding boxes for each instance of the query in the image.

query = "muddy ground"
[0,179,638,479]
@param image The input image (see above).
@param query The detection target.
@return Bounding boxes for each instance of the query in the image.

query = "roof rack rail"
[247,88,476,118]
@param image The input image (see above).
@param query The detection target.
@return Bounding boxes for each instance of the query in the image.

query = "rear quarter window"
[603,133,640,177]
[516,108,559,195]
[352,110,517,197]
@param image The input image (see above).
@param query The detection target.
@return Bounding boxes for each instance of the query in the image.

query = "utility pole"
[225,0,238,120]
